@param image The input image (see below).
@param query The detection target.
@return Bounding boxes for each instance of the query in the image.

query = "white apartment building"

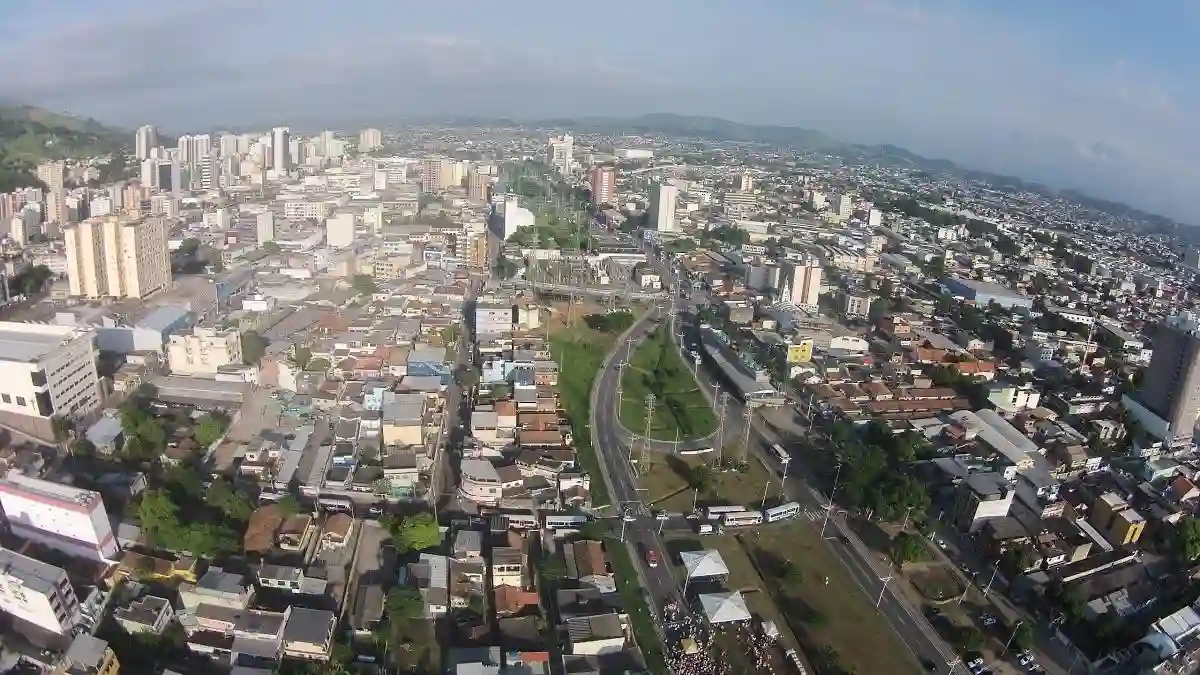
[784,259,823,308]
[650,183,678,233]
[546,134,574,174]
[36,161,65,194]
[167,326,243,377]
[325,213,356,248]
[64,215,171,299]
[0,547,81,634]
[0,471,117,560]
[257,212,276,244]
[359,128,383,151]
[282,199,333,220]
[135,125,158,161]
[0,322,102,433]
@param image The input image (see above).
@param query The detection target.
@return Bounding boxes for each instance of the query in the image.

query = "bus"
[721,510,764,527]
[771,444,790,464]
[317,496,354,514]
[765,502,801,523]
[706,505,748,521]
[543,514,588,530]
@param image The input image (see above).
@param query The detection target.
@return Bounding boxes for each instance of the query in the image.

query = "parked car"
[646,549,659,568]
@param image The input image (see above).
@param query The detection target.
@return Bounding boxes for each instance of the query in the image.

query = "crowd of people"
[660,598,798,675]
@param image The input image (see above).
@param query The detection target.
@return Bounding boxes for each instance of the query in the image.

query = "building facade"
[0,473,118,560]
[64,216,171,299]
[590,166,617,206]
[0,547,81,634]
[650,183,678,233]
[0,322,103,436]
[166,326,243,377]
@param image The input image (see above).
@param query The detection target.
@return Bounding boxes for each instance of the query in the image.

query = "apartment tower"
[590,166,617,206]
[64,215,171,299]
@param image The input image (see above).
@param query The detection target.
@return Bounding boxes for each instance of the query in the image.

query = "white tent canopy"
[680,550,730,581]
[698,591,752,624]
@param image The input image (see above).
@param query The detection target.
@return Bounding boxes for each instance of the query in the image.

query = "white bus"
[771,444,790,464]
[706,505,748,521]
[765,502,801,523]
[721,510,764,527]
[543,514,588,530]
[318,496,354,514]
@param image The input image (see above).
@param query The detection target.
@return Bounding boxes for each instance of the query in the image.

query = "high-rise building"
[325,213,356,248]
[547,134,574,174]
[830,192,854,220]
[420,157,452,194]
[739,170,754,193]
[257,212,275,245]
[64,215,171,299]
[193,134,211,161]
[867,208,883,229]
[166,327,244,376]
[359,128,383,151]
[784,257,823,307]
[0,471,115,561]
[650,183,678,232]
[36,161,65,193]
[0,547,82,634]
[590,166,617,206]
[177,135,193,167]
[271,127,291,173]
[467,170,489,202]
[1130,313,1200,444]
[135,125,158,160]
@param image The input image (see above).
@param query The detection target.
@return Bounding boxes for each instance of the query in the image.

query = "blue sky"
[0,0,1196,221]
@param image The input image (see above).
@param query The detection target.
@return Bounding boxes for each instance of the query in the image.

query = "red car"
[646,549,659,567]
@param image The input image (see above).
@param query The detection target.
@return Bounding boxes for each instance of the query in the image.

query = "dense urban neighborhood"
[0,109,1196,675]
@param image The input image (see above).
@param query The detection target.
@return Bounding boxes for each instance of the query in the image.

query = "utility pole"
[639,394,656,475]
[741,404,753,465]
[820,461,843,539]
[715,392,729,466]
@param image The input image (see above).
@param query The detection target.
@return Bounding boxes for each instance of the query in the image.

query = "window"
[15,397,25,407]
[0,394,8,404]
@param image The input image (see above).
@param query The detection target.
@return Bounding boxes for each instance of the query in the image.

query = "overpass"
[501,280,666,301]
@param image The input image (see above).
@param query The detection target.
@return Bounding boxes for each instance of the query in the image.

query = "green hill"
[0,104,128,192]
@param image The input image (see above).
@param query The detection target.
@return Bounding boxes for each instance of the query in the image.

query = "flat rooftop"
[0,321,83,362]
[0,546,66,594]
[0,470,100,509]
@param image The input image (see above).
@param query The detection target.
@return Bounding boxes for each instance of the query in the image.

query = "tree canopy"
[384,512,441,552]
[584,311,635,333]
[240,331,268,365]
[351,274,378,295]
[386,587,425,621]
[136,489,239,557]
[193,412,230,447]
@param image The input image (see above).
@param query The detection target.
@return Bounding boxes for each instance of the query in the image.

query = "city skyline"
[0,0,1198,220]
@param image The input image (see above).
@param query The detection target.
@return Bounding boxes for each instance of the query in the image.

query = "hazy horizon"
[2,0,1196,222]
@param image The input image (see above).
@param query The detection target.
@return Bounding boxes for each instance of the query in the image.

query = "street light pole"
[1002,621,1023,656]
[982,567,998,597]
[820,462,843,539]
[875,576,892,609]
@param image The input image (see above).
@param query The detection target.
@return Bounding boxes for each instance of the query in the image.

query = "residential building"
[547,134,574,174]
[114,595,174,635]
[37,161,65,194]
[256,212,275,245]
[359,128,382,152]
[1090,493,1147,546]
[0,322,103,436]
[421,156,453,193]
[952,473,1014,532]
[1126,313,1200,445]
[739,170,754,192]
[840,292,873,317]
[271,127,290,173]
[467,170,490,202]
[0,472,118,560]
[325,212,356,248]
[475,301,513,335]
[0,547,81,634]
[783,258,822,307]
[281,608,336,661]
[64,215,171,299]
[167,327,243,377]
[55,635,118,675]
[135,125,158,160]
[650,183,678,233]
[590,166,617,206]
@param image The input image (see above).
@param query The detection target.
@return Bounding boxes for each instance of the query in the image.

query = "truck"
[696,522,716,535]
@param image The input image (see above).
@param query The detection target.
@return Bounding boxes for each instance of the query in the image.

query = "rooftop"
[0,471,100,510]
[0,321,85,363]
[0,546,66,594]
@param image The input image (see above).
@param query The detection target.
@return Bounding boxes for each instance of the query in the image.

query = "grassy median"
[618,325,717,441]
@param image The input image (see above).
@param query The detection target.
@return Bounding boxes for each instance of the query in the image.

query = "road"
[592,241,968,674]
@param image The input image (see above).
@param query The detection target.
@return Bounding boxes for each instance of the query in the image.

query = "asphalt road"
[628,245,967,674]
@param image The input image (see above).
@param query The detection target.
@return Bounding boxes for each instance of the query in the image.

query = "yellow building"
[1109,509,1146,546]
[786,338,814,364]
[56,635,119,675]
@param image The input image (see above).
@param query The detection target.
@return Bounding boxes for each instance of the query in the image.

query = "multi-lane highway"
[588,245,967,674]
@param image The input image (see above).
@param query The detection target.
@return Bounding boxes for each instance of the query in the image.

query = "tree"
[262,240,281,254]
[1179,517,1200,561]
[179,238,201,257]
[277,495,302,518]
[538,557,568,581]
[890,533,929,566]
[390,512,441,552]
[385,587,424,620]
[134,382,159,403]
[686,464,712,493]
[351,274,378,295]
[50,415,74,442]
[240,331,268,365]
[292,345,312,370]
[70,438,96,457]
[205,479,254,521]
[194,413,230,447]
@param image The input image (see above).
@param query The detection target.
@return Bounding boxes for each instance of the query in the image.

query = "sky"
[0,0,1197,222]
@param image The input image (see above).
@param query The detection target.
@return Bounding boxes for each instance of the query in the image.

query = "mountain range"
[0,104,127,192]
